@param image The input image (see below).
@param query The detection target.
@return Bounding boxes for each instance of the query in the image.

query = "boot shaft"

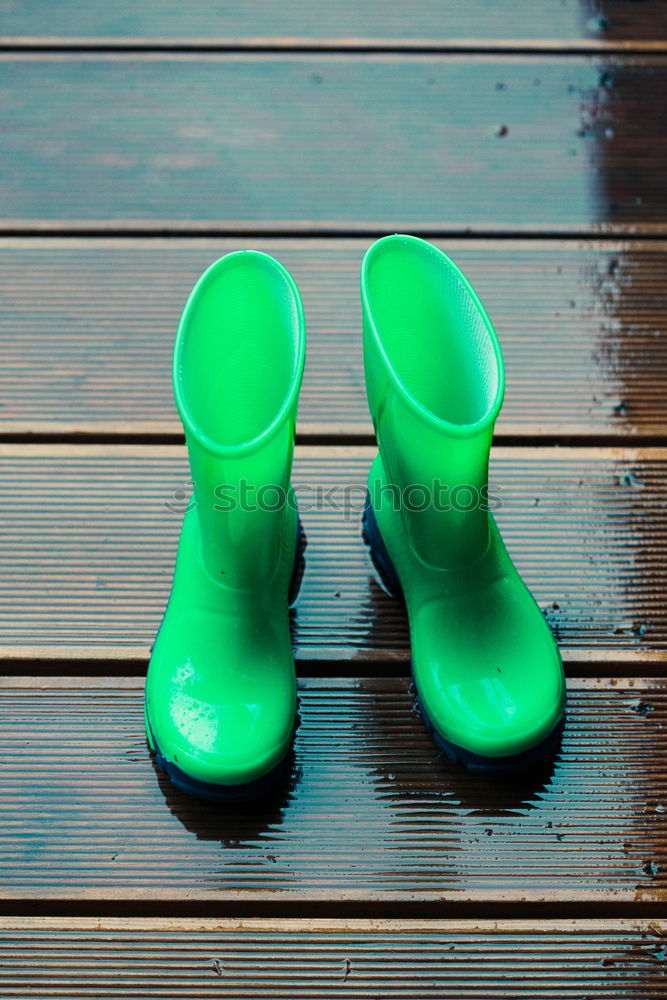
[362,235,505,567]
[173,251,306,588]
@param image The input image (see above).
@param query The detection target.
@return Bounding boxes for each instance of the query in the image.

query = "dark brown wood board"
[0,676,665,909]
[0,917,665,998]
[2,55,667,233]
[1,238,666,440]
[0,444,664,665]
[1,0,666,985]
[2,0,667,49]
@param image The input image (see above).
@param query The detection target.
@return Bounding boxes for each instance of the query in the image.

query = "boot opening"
[175,252,303,447]
[363,236,502,427]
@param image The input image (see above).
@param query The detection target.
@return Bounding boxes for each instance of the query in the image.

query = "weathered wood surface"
[2,55,667,233]
[0,917,665,998]
[0,676,665,908]
[1,1,666,986]
[2,0,666,49]
[0,445,663,663]
[1,238,666,440]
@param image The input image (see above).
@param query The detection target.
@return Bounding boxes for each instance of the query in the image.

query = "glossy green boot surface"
[145,251,306,800]
[361,235,565,771]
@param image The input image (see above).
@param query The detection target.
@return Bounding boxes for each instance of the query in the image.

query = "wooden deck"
[1,3,667,996]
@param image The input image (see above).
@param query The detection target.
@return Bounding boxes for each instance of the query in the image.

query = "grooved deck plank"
[0,445,664,662]
[1,238,666,440]
[2,0,667,49]
[0,676,666,906]
[1,54,667,233]
[0,918,664,998]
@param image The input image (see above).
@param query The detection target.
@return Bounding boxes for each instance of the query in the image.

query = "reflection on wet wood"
[0,445,663,662]
[2,56,667,233]
[0,917,665,997]
[0,676,666,907]
[2,0,667,48]
[1,239,665,440]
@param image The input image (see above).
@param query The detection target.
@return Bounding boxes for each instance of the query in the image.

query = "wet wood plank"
[0,444,664,664]
[0,917,665,997]
[2,238,666,441]
[2,0,666,50]
[0,675,666,908]
[1,54,667,234]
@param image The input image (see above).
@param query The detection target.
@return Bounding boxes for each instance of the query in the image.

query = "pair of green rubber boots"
[144,235,566,801]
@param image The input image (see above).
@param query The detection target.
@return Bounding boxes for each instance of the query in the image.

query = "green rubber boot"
[361,235,565,772]
[145,251,306,801]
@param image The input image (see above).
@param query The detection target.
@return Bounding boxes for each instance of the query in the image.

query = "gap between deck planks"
[2,0,667,51]
[0,675,666,913]
[0,917,665,998]
[1,54,667,234]
[0,443,664,667]
[0,238,666,441]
